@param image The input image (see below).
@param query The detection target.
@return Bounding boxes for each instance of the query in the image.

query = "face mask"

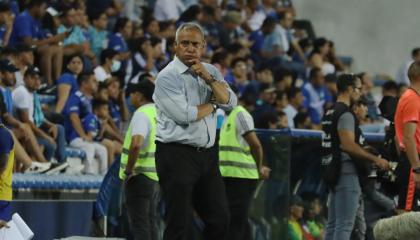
[111,60,121,72]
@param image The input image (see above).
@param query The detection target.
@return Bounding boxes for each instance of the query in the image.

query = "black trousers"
[224,177,258,240]
[155,141,230,240]
[124,173,159,240]
[396,153,420,211]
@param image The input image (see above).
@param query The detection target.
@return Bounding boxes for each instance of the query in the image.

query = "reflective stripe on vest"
[119,104,158,181]
[219,106,259,179]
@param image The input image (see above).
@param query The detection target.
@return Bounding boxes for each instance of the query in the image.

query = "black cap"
[289,195,304,207]
[25,66,41,77]
[132,79,155,102]
[0,59,19,72]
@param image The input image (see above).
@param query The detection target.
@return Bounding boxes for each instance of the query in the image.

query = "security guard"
[119,79,158,240]
[219,90,271,240]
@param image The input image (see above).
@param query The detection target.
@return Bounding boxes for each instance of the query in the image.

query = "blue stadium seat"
[13,173,103,190]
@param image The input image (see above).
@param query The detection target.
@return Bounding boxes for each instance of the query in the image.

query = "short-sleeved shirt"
[57,73,79,96]
[82,113,101,141]
[12,85,34,122]
[94,66,111,82]
[57,25,86,46]
[9,11,45,46]
[262,24,290,55]
[130,103,154,149]
[0,87,13,115]
[88,26,108,60]
[302,82,333,125]
[109,100,122,128]
[337,112,357,174]
[395,88,420,153]
[108,33,128,53]
[235,110,254,147]
[63,91,93,142]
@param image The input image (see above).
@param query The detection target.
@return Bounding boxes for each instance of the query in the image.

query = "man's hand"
[259,165,271,180]
[374,157,391,171]
[48,124,58,139]
[0,220,9,229]
[414,173,420,189]
[188,59,213,84]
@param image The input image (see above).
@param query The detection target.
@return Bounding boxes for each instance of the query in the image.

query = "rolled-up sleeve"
[153,71,198,125]
[209,65,238,111]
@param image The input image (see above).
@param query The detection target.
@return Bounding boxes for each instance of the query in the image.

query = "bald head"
[408,61,420,83]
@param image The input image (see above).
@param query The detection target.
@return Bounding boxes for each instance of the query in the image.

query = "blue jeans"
[38,124,67,162]
[325,173,362,240]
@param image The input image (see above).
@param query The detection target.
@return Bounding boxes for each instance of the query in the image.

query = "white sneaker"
[25,162,51,174]
[45,162,70,175]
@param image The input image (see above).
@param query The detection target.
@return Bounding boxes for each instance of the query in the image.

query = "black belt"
[155,141,212,152]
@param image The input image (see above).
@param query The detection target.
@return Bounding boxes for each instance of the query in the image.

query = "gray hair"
[175,22,205,42]
[373,212,420,240]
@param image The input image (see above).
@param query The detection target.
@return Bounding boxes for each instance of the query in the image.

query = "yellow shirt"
[0,125,14,201]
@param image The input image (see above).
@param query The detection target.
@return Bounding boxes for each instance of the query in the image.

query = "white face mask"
[111,60,121,72]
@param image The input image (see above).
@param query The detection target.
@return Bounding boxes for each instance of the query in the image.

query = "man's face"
[175,29,205,66]
[95,14,108,30]
[350,78,362,104]
[64,9,76,26]
[67,56,83,75]
[107,80,120,100]
[86,75,98,94]
[312,71,325,87]
[232,61,247,78]
[24,74,39,92]
[353,104,368,122]
[122,21,133,39]
[96,105,109,119]
[281,12,294,29]
[291,92,304,107]
[2,71,15,87]
[35,3,47,19]
[147,20,160,35]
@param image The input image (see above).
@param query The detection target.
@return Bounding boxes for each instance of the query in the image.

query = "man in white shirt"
[283,88,304,128]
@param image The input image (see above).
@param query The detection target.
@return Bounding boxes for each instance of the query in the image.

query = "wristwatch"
[412,167,420,174]
[212,103,218,113]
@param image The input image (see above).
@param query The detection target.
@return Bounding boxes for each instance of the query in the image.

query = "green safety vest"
[219,106,259,179]
[119,104,158,181]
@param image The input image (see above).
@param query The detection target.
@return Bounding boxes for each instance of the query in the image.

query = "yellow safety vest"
[219,106,259,179]
[119,104,158,181]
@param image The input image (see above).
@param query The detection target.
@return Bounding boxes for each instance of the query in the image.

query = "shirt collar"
[172,56,189,74]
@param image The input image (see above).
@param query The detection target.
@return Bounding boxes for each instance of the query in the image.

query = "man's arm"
[69,113,90,141]
[244,131,263,169]
[18,109,50,140]
[402,122,420,169]
[124,134,144,177]
[154,72,214,124]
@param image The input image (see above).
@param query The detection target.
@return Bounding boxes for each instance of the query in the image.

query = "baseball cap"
[25,66,41,77]
[0,59,19,72]
[131,79,155,102]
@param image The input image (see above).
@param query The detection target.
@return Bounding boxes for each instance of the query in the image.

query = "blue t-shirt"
[82,113,101,141]
[0,87,13,114]
[57,25,86,46]
[249,30,265,54]
[9,11,45,46]
[57,73,79,96]
[302,83,333,124]
[63,91,93,143]
[109,100,121,128]
[88,26,108,60]
[0,124,13,155]
[108,33,128,53]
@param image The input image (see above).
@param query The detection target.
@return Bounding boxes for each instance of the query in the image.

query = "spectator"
[274,90,288,114]
[83,99,121,170]
[302,197,325,240]
[308,37,335,76]
[274,68,293,92]
[218,11,246,49]
[261,11,306,78]
[302,67,333,126]
[0,59,51,165]
[108,17,132,62]
[243,0,266,32]
[55,54,84,113]
[94,48,119,82]
[211,50,231,78]
[13,44,35,87]
[153,0,185,22]
[88,10,108,60]
[107,77,129,131]
[225,57,249,94]
[325,73,337,102]
[57,5,95,61]
[278,110,289,129]
[0,3,14,47]
[294,112,312,130]
[10,0,67,86]
[288,195,305,240]
[382,80,399,97]
[326,40,345,72]
[261,0,277,17]
[13,66,67,164]
[249,16,276,64]
[283,87,304,128]
[41,6,60,36]
[199,5,219,50]
[63,72,108,175]
[395,48,420,86]
[125,37,154,84]
[252,83,277,122]
[358,72,380,121]
[177,5,202,25]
